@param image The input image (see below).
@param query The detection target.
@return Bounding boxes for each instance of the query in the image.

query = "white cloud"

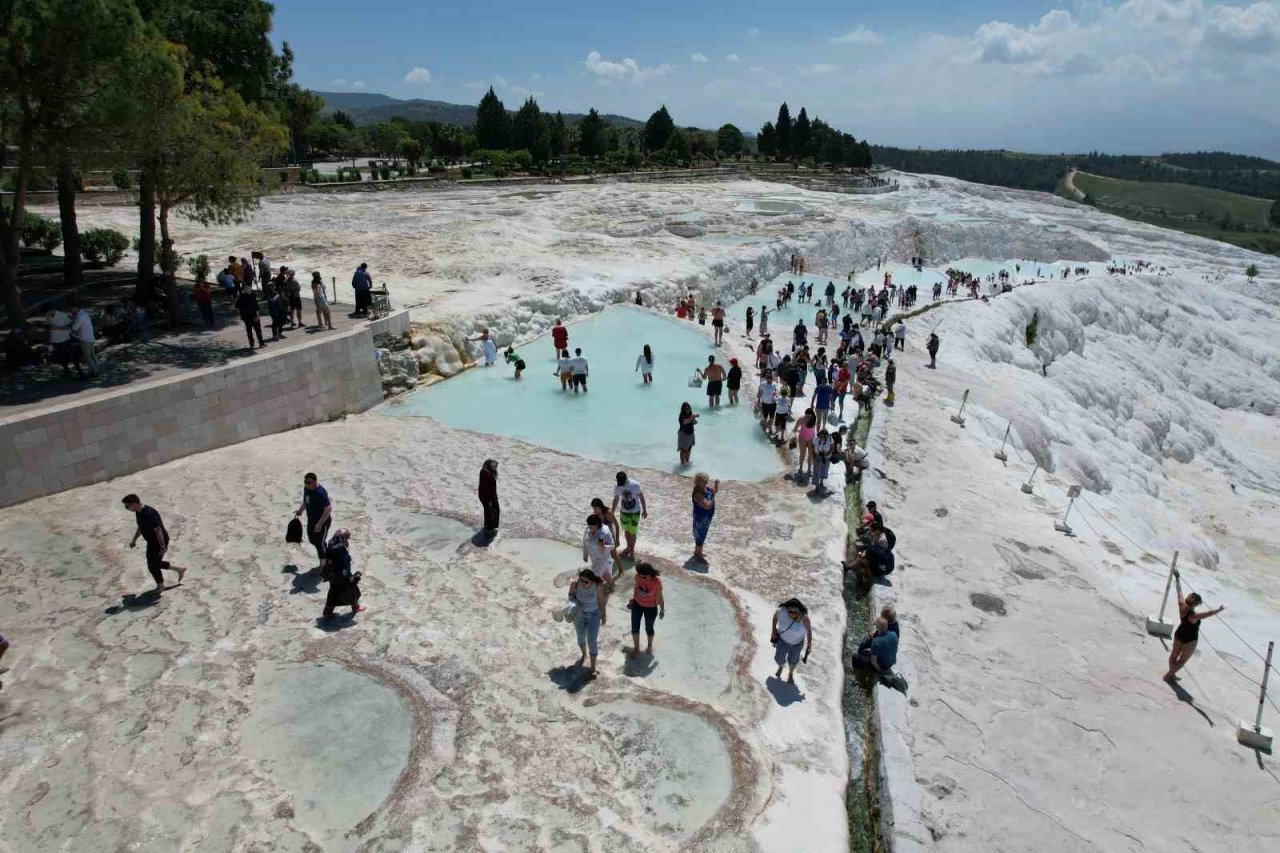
[747,26,761,37]
[329,78,366,90]
[403,66,432,85]
[832,25,883,45]
[1203,1,1280,52]
[725,53,741,62]
[800,63,837,76]
[584,50,673,83]
[971,9,1102,75]
[691,52,709,63]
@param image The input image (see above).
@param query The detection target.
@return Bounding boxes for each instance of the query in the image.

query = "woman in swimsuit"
[792,408,818,480]
[1163,573,1224,683]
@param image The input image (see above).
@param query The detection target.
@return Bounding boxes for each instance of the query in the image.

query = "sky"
[274,0,1280,158]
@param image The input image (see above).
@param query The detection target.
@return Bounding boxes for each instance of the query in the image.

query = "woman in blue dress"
[691,472,721,563]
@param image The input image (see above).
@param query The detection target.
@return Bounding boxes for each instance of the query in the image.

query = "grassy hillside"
[1071,172,1273,227]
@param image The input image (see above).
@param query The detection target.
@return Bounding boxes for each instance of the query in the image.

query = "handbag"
[688,372,703,388]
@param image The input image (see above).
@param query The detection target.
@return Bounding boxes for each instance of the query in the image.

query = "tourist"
[285,268,303,328]
[635,344,654,384]
[234,286,266,350]
[758,370,778,435]
[792,408,818,480]
[570,347,589,393]
[67,300,98,377]
[590,497,622,550]
[351,263,373,317]
[504,345,526,379]
[321,528,365,620]
[257,253,271,288]
[122,494,187,592]
[611,471,648,559]
[471,328,498,366]
[677,402,698,465]
[478,459,500,536]
[927,332,940,369]
[745,306,755,338]
[770,598,812,684]
[0,630,8,691]
[866,501,884,526]
[568,569,605,675]
[773,386,793,442]
[834,361,851,421]
[812,428,834,492]
[884,359,897,405]
[851,616,902,688]
[726,358,743,406]
[47,304,83,379]
[556,348,574,390]
[712,301,726,345]
[894,320,906,351]
[843,434,869,480]
[815,309,829,346]
[698,355,726,408]
[811,373,834,429]
[310,271,335,330]
[240,256,256,291]
[228,255,242,289]
[294,473,333,566]
[1163,573,1225,683]
[194,277,215,328]
[582,514,617,601]
[690,473,719,563]
[628,562,665,656]
[552,318,569,359]
[697,306,707,326]
[793,318,808,352]
[266,286,288,341]
[759,304,769,336]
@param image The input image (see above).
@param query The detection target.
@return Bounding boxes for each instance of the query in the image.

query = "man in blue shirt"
[351,262,373,317]
[852,616,906,693]
[294,473,333,566]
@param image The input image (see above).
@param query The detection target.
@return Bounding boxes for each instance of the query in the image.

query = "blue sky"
[274,0,1280,157]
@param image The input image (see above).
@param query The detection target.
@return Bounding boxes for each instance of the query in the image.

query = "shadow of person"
[1166,679,1215,727]
[315,612,358,632]
[765,675,805,706]
[284,564,322,595]
[104,588,162,615]
[548,665,594,694]
[682,556,709,575]
[622,652,658,678]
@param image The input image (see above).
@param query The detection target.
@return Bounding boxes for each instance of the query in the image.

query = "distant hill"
[315,91,645,130]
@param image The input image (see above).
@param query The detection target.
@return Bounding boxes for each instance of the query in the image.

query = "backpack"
[286,517,303,544]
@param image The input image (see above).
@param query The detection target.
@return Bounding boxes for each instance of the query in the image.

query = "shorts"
[707,380,722,397]
[620,511,641,535]
[677,430,695,451]
[560,370,573,382]
[145,545,170,571]
[313,294,328,309]
[514,360,526,371]
[713,318,723,328]
[761,402,777,420]
[774,638,803,667]
[774,411,789,430]
[288,295,303,310]
[573,374,588,389]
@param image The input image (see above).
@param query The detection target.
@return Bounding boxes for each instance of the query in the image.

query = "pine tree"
[549,112,567,158]
[644,105,676,153]
[758,122,777,158]
[475,87,509,150]
[512,97,542,158]
[579,108,606,158]
[793,107,811,160]
[775,103,792,160]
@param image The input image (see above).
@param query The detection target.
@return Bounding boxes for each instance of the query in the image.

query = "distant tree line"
[872,146,1280,201]
[758,102,872,168]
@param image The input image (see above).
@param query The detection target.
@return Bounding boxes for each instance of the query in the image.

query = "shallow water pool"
[389,306,784,481]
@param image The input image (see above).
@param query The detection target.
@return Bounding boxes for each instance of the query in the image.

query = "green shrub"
[461,167,473,179]
[379,167,391,180]
[19,213,62,251]
[81,228,130,267]
[186,254,210,282]
[1245,263,1259,281]
[1025,310,1040,347]
[111,167,131,190]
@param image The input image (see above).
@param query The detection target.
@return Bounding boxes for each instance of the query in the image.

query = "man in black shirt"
[123,494,187,591]
[235,287,266,350]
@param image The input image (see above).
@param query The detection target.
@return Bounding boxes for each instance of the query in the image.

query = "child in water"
[505,346,526,380]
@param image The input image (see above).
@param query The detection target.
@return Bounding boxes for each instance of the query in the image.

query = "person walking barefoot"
[635,344,654,385]
[691,473,719,563]
[123,494,187,592]
[568,569,605,676]
[628,562,665,656]
[677,402,698,466]
[610,471,648,560]
[771,598,812,684]
[1163,573,1224,683]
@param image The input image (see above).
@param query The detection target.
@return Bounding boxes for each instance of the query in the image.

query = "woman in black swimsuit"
[1163,573,1224,683]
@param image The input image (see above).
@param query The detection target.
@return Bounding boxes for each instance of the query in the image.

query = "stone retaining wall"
[0,320,396,507]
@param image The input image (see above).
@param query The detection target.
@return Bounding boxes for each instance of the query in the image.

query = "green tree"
[399,136,425,167]
[666,129,691,163]
[475,87,509,150]
[277,83,323,164]
[643,105,675,153]
[757,122,777,158]
[578,108,606,158]
[793,107,811,160]
[511,97,543,160]
[548,111,567,158]
[134,0,279,102]
[716,123,744,157]
[775,102,792,160]
[332,109,355,129]
[127,43,286,323]
[0,0,146,320]
[1245,263,1259,281]
[306,118,352,155]
[368,121,409,158]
